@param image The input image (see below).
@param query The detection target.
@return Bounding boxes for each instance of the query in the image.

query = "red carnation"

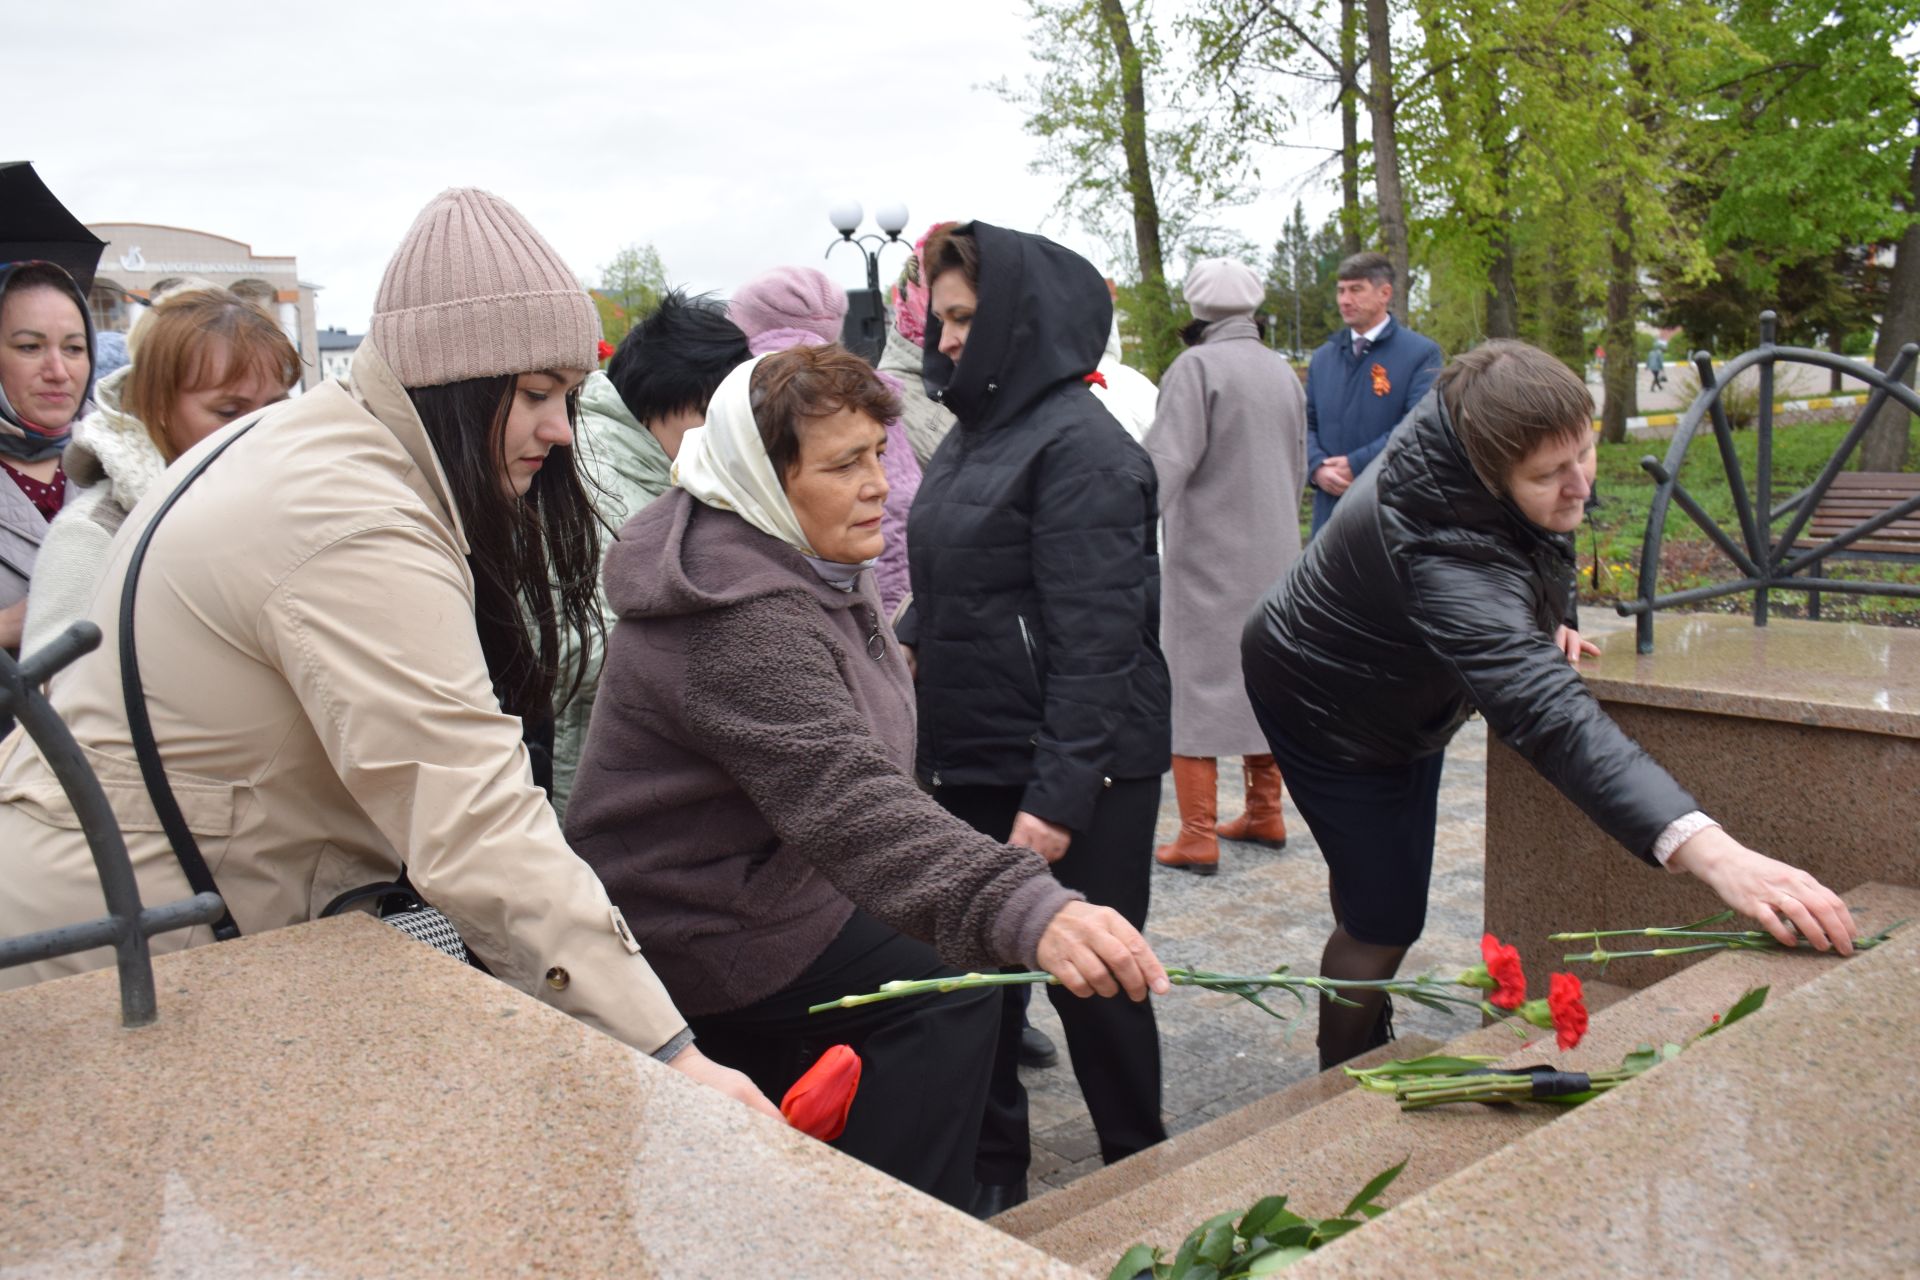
[1084,370,1108,388]
[1547,973,1588,1051]
[596,339,616,363]
[781,1044,861,1141]
[1479,933,1527,1011]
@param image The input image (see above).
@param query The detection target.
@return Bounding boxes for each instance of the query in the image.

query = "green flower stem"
[1563,923,1903,967]
[808,967,1497,1019]
[1563,941,1748,964]
[1550,929,1775,943]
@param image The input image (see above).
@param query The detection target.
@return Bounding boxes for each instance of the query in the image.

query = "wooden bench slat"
[1789,470,1920,560]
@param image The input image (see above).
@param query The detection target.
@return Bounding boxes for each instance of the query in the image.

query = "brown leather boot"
[1154,756,1219,875]
[1217,754,1287,848]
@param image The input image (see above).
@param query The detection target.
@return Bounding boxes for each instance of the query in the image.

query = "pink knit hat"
[728,266,848,357]
[370,188,601,388]
[889,222,955,348]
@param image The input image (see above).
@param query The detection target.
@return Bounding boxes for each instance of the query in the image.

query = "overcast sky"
[17,0,1341,333]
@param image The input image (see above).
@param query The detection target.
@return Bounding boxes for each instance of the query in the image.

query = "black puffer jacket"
[901,223,1171,832]
[1242,389,1695,864]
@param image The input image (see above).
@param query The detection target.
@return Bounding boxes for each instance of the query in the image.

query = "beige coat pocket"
[0,740,235,838]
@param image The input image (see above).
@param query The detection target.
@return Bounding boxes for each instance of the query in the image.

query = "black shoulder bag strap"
[118,423,262,942]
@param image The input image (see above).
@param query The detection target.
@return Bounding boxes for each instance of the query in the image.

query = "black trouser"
[936,777,1167,1185]
[1251,699,1445,947]
[686,909,999,1210]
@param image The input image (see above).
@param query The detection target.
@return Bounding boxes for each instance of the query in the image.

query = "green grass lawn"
[1580,420,1920,624]
[1290,420,1920,625]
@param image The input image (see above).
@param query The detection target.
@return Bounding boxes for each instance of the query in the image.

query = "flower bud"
[781,1044,862,1141]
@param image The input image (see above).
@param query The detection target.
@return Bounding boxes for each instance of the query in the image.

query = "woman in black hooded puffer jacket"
[1243,339,1858,1070]
[897,221,1171,1212]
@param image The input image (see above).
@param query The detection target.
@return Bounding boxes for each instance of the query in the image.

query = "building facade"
[316,327,362,383]
[84,223,322,390]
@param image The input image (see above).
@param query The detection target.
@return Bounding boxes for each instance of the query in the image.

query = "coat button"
[545,967,570,991]
[1103,776,1113,788]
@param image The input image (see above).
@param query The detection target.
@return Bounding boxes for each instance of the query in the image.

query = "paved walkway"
[1022,614,1636,1191]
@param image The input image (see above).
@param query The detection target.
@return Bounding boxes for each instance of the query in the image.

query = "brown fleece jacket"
[565,489,1078,1016]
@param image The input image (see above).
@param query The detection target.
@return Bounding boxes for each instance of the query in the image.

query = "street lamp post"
[825,201,910,364]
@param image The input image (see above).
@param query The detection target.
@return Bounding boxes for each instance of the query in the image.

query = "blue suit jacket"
[1305,318,1443,533]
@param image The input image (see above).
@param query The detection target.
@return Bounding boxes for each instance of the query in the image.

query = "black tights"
[1316,884,1410,1070]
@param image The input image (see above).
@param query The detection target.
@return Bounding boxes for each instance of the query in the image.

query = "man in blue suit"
[1305,253,1444,534]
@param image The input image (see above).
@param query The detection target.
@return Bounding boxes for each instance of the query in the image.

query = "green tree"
[1266,201,1346,357]
[594,244,669,347]
[1653,0,1919,463]
[1399,0,1734,436]
[998,0,1259,376]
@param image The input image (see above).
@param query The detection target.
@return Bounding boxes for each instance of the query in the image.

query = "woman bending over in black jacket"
[898,221,1172,1214]
[1242,339,1856,1070]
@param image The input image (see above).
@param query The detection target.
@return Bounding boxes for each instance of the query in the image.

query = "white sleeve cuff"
[1653,810,1719,868]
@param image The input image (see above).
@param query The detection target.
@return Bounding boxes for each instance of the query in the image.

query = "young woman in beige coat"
[0,189,772,1118]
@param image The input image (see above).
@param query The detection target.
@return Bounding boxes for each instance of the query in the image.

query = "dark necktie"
[1353,334,1373,360]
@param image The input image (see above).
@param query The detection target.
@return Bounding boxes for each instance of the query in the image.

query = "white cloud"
[17,0,1342,333]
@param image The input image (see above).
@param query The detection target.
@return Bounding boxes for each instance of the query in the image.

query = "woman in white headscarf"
[563,342,1167,1211]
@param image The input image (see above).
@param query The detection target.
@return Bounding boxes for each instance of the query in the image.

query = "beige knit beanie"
[370,187,600,388]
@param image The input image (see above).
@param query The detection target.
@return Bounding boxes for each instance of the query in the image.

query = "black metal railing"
[1616,311,1920,652]
[0,622,225,1026]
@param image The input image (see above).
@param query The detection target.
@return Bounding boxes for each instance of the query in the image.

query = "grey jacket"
[1,467,73,631]
[1145,316,1308,756]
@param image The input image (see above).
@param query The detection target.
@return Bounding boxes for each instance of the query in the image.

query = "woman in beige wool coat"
[1146,258,1309,876]
[0,188,772,1118]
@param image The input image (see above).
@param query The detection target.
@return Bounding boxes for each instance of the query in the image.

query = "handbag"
[117,420,471,964]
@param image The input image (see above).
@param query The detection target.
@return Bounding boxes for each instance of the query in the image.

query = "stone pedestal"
[0,915,1083,1278]
[1486,614,1920,988]
[1294,884,1920,1277]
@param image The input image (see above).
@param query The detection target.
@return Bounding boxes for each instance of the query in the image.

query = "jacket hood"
[576,369,673,496]
[1379,387,1574,563]
[579,368,642,433]
[920,222,1112,433]
[63,366,167,511]
[604,487,868,624]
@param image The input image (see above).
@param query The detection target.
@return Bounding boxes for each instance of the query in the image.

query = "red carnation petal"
[1480,933,1528,1011]
[1547,973,1589,1051]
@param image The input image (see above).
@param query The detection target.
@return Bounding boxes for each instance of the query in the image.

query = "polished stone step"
[1291,880,1920,1277]
[1015,901,1889,1276]
[996,1035,1444,1241]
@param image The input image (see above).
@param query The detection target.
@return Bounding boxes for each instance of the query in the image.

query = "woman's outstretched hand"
[1553,624,1602,665]
[664,1042,783,1119]
[1036,901,1171,1001]
[1668,826,1858,954]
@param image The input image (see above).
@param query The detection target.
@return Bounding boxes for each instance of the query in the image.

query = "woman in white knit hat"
[0,189,773,1118]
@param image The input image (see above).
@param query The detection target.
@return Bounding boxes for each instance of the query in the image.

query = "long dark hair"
[409,375,601,721]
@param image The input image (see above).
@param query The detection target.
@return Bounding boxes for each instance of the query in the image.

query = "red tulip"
[781,1044,861,1141]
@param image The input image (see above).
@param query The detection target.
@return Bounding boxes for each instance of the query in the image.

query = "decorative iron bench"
[1618,311,1920,651]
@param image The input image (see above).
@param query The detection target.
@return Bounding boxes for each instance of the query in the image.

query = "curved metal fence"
[1616,311,1920,652]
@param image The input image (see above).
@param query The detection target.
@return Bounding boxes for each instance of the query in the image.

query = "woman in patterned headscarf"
[877,223,960,469]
